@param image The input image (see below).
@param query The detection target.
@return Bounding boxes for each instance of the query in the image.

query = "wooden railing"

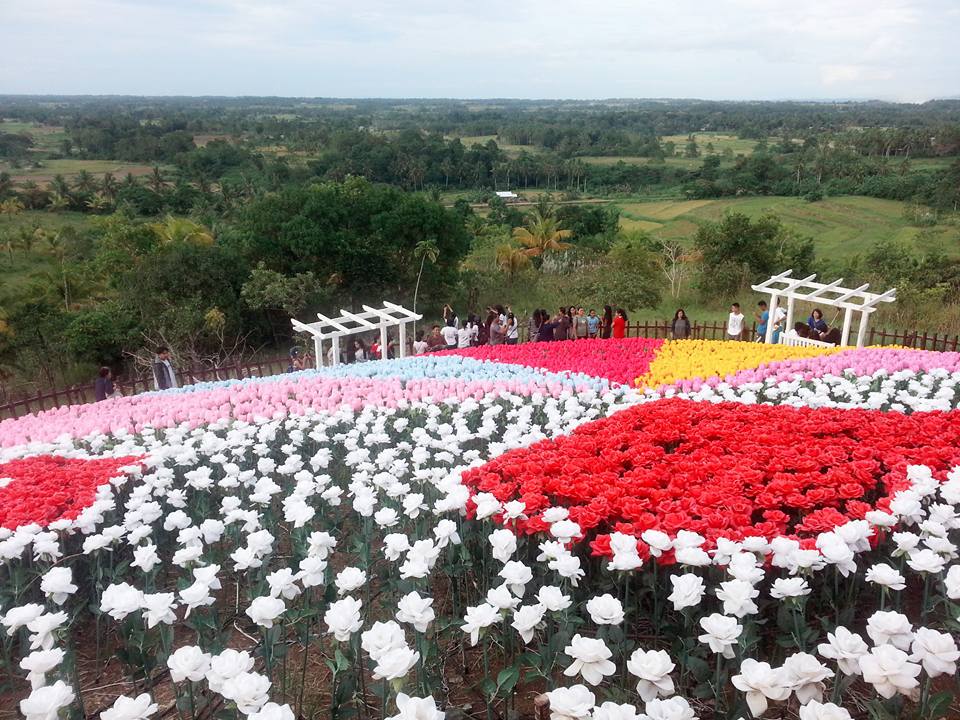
[2,322,959,420]
[520,320,960,349]
[0,355,290,420]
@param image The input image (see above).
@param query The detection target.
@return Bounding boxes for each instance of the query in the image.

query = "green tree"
[234,177,469,307]
[694,212,812,297]
[511,203,572,261]
[577,234,662,311]
[241,262,328,343]
[63,301,142,364]
[494,243,531,285]
[149,215,215,245]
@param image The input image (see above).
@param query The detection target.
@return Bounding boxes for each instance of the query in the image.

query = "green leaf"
[928,691,954,720]
[495,665,520,696]
[684,656,711,681]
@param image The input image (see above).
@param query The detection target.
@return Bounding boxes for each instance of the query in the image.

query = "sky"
[0,0,958,102]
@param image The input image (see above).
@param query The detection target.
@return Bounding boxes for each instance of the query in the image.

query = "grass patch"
[660,132,764,156]
[1,159,157,182]
[610,195,960,264]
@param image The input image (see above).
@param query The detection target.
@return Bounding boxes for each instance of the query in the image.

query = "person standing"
[353,339,369,362]
[601,305,614,339]
[287,347,305,372]
[528,309,542,343]
[726,303,745,341]
[441,319,458,350]
[489,314,506,345]
[94,367,116,401]
[555,307,572,341]
[457,318,477,348]
[755,301,769,342]
[505,313,520,345]
[772,306,787,345]
[670,309,692,339]
[586,309,601,339]
[613,309,628,339]
[573,307,588,340]
[442,304,460,329]
[152,347,178,390]
[537,312,559,342]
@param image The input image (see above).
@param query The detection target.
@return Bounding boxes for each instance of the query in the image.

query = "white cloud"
[0,0,956,99]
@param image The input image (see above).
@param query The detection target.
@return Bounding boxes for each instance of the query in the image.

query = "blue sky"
[1,0,957,101]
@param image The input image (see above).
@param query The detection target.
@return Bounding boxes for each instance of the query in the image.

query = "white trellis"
[751,270,896,348]
[291,301,422,366]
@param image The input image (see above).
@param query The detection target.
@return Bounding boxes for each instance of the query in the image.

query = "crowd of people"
[412,304,635,352]
[90,302,844,402]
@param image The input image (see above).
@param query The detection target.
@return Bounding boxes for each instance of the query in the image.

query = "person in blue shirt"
[808,308,829,339]
[755,301,769,342]
[586,309,601,338]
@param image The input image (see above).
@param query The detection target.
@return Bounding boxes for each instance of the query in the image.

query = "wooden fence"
[0,355,290,420]
[2,322,959,420]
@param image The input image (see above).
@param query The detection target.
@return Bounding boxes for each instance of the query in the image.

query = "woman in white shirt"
[441,320,459,350]
[456,323,473,348]
[412,331,429,355]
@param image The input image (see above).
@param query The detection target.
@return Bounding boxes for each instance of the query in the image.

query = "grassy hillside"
[617,196,960,262]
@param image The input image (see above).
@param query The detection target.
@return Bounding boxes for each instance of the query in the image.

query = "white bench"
[779,331,835,348]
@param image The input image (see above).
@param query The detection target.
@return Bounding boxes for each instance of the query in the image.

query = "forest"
[1,96,959,397]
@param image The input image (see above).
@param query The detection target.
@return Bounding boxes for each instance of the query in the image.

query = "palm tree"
[85,192,112,214]
[511,204,572,260]
[411,239,440,329]
[148,166,165,194]
[149,215,215,245]
[47,193,71,213]
[49,174,71,199]
[101,173,118,200]
[0,198,24,216]
[495,243,531,284]
[45,231,71,308]
[74,170,96,194]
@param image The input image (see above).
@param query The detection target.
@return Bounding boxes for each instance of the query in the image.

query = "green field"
[660,132,763,156]
[447,134,534,156]
[0,158,157,183]
[0,119,68,152]
[616,195,960,260]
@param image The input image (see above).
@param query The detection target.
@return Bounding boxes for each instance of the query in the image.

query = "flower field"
[1,340,959,720]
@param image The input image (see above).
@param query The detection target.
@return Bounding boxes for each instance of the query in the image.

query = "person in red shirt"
[613,308,628,339]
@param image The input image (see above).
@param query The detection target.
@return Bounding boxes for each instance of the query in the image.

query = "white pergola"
[751,270,896,348]
[292,301,422,366]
